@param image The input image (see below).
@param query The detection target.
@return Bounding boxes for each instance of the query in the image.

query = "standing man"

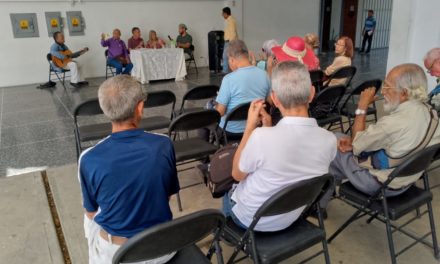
[222,7,238,73]
[101,29,133,75]
[176,23,193,54]
[50,31,88,88]
[360,10,376,54]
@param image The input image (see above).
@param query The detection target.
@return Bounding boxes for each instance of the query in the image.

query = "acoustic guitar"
[52,47,89,68]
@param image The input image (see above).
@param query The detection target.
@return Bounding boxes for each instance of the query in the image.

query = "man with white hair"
[321,63,440,208]
[223,61,337,232]
[79,75,179,263]
[424,48,440,110]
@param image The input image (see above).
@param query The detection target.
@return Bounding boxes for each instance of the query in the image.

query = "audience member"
[224,61,337,231]
[127,27,144,50]
[101,29,133,75]
[321,63,440,209]
[146,30,165,49]
[222,7,239,73]
[79,75,179,264]
[424,48,440,110]
[176,23,193,54]
[271,36,320,71]
[215,40,271,138]
[304,33,320,55]
[324,36,353,86]
[50,31,88,88]
[249,39,279,71]
[360,10,376,54]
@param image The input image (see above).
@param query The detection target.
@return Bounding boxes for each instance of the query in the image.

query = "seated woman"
[324,36,353,86]
[127,27,144,51]
[271,36,320,71]
[249,39,279,71]
[304,33,320,55]
[145,30,166,49]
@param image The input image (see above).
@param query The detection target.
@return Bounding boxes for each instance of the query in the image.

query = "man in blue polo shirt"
[360,10,376,54]
[79,75,179,264]
[215,39,271,139]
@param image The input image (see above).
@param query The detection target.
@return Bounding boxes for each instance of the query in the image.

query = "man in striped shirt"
[360,10,376,54]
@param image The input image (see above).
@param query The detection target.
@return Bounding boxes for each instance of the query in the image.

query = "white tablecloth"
[130,48,187,84]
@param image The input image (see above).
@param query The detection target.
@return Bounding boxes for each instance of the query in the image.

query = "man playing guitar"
[50,31,89,88]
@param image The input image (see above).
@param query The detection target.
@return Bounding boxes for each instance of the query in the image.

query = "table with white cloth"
[130,48,187,84]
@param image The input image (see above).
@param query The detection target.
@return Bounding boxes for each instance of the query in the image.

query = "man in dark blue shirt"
[79,75,179,264]
[360,10,376,54]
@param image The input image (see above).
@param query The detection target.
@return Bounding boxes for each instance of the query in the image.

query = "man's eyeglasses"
[427,59,439,74]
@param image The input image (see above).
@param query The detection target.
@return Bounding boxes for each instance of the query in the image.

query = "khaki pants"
[84,215,175,264]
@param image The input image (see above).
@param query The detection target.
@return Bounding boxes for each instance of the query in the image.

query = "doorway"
[341,0,359,42]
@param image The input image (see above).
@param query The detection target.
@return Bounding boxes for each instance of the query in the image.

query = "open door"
[320,0,332,52]
[341,0,358,42]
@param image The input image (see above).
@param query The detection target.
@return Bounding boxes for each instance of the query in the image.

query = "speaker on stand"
[208,30,224,74]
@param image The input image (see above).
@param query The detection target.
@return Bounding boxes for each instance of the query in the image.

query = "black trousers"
[361,31,373,53]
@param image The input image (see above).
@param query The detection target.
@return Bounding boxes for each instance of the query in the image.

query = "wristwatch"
[355,109,367,116]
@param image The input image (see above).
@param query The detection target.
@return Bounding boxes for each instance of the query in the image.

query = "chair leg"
[176,192,183,212]
[193,58,198,74]
[317,207,331,264]
[426,200,440,259]
[382,196,397,264]
[328,208,364,243]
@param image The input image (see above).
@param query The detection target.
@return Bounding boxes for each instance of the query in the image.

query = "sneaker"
[78,81,89,86]
[70,82,81,88]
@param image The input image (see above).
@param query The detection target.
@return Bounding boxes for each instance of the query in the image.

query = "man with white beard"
[320,63,440,209]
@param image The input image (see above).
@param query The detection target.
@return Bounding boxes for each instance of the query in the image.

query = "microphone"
[168,35,173,41]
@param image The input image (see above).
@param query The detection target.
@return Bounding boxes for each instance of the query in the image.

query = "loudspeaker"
[208,31,224,72]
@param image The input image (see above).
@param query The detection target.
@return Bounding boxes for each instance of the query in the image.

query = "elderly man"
[424,48,440,110]
[176,23,193,54]
[101,29,133,75]
[79,75,179,264]
[215,39,270,139]
[222,7,238,73]
[223,61,337,231]
[321,63,440,209]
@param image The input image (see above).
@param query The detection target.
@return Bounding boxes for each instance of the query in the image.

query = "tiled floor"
[0,49,388,177]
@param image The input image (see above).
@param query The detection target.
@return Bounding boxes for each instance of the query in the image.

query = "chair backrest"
[389,143,440,179]
[179,85,220,110]
[310,69,324,90]
[222,102,251,130]
[169,109,220,135]
[112,209,225,264]
[104,49,109,58]
[326,66,357,87]
[254,175,332,219]
[46,53,52,62]
[340,79,382,110]
[144,90,176,109]
[310,85,346,117]
[73,98,104,122]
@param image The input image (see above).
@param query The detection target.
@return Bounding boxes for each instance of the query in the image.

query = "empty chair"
[175,85,220,116]
[328,143,440,264]
[339,79,382,134]
[185,44,198,74]
[309,85,346,132]
[112,209,225,264]
[222,175,333,264]
[46,53,70,88]
[168,110,221,210]
[105,50,116,79]
[139,90,176,131]
[220,102,251,144]
[309,69,324,92]
[322,65,357,90]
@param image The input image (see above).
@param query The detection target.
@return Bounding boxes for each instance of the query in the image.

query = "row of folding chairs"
[112,143,440,264]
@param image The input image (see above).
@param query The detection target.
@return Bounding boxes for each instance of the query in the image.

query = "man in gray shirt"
[176,23,192,54]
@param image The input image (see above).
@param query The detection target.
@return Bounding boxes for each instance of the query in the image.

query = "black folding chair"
[220,102,251,144]
[310,69,324,92]
[73,98,109,160]
[309,85,346,132]
[139,90,176,131]
[328,143,440,264]
[175,85,220,117]
[46,53,70,89]
[339,79,382,134]
[168,110,221,211]
[105,50,116,79]
[185,44,198,74]
[322,65,357,89]
[221,175,333,264]
[112,209,225,264]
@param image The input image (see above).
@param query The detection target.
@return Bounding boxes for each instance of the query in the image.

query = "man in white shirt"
[223,61,337,232]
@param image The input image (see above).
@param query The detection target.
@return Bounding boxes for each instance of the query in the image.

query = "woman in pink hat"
[324,36,354,86]
[271,36,320,71]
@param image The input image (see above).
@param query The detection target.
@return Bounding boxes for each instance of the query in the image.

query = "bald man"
[101,29,133,75]
[424,48,440,110]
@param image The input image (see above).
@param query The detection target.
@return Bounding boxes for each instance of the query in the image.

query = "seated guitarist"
[101,29,133,75]
[50,31,88,88]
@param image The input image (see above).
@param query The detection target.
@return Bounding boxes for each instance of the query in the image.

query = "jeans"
[223,189,247,229]
[107,58,133,75]
[222,42,230,73]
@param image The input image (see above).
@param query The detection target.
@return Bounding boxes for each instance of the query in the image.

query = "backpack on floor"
[206,143,238,198]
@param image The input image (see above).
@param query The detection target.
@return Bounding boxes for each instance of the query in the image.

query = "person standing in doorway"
[222,7,238,73]
[360,9,376,54]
